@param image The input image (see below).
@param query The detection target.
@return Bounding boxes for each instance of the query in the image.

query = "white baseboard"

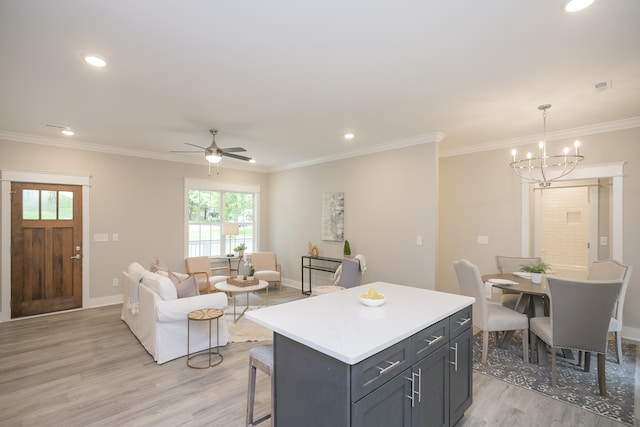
[88,294,123,308]
[622,325,640,344]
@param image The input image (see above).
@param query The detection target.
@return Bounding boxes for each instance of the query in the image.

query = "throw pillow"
[150,258,168,273]
[168,270,189,285]
[142,272,178,300]
[174,274,199,298]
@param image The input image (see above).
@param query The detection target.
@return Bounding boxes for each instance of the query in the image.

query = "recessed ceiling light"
[83,54,106,67]
[344,133,355,140]
[61,129,75,136]
[561,0,595,12]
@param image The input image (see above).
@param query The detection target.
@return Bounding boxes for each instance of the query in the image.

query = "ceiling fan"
[172,129,254,164]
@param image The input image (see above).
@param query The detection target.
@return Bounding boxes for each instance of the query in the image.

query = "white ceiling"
[1,1,639,171]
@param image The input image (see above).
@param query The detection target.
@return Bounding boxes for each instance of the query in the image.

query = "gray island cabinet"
[247,282,475,427]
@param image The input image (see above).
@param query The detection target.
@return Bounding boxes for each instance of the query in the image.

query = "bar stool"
[246,345,273,427]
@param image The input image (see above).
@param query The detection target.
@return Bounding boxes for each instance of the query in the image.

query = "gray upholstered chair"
[586,259,632,363]
[184,256,230,293]
[495,255,542,310]
[251,252,282,291]
[453,259,529,364]
[529,277,622,396]
[311,255,364,296]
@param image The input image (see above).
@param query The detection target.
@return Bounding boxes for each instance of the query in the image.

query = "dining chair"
[586,259,632,363]
[453,259,529,364]
[495,256,541,310]
[184,256,230,294]
[529,277,622,396]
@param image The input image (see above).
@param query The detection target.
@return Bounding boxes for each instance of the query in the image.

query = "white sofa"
[121,262,229,364]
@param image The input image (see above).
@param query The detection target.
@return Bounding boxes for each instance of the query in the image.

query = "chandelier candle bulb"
[509,104,584,188]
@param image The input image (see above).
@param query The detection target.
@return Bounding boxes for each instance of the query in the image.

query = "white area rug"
[226,309,273,342]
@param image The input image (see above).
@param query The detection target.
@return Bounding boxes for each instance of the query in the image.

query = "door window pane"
[41,190,57,220]
[58,191,73,219]
[22,189,40,219]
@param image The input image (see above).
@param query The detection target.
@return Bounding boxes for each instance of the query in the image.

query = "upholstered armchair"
[311,256,365,296]
[184,256,230,294]
[251,252,282,291]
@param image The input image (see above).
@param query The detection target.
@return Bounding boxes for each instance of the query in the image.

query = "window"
[185,179,260,257]
[22,189,73,220]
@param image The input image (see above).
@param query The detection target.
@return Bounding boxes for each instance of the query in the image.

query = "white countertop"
[246,282,475,365]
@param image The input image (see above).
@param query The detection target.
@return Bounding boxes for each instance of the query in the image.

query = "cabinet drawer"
[411,318,449,363]
[351,339,411,402]
[449,306,473,338]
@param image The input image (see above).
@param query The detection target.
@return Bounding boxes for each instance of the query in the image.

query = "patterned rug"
[472,331,636,425]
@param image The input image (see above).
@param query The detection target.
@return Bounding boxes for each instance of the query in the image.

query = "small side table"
[187,308,224,369]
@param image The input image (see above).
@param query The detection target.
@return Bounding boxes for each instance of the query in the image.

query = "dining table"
[481,273,550,364]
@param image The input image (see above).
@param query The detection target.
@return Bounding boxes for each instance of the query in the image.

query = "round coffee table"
[187,308,224,369]
[215,279,269,322]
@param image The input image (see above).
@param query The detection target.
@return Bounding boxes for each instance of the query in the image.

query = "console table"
[301,255,342,295]
[215,256,243,276]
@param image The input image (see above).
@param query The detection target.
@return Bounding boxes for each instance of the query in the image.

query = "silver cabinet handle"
[415,368,422,403]
[450,343,459,372]
[425,335,444,346]
[456,317,471,327]
[377,360,401,375]
[405,374,415,408]
[70,254,81,260]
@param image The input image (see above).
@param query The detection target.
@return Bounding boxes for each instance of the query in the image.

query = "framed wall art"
[321,192,344,241]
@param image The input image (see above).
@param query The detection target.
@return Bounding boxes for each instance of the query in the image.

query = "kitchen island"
[246,282,475,427]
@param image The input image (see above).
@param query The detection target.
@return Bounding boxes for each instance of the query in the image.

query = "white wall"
[0,138,269,311]
[268,142,439,290]
[438,127,640,339]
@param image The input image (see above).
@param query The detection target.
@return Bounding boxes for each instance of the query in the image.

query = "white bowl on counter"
[359,295,385,307]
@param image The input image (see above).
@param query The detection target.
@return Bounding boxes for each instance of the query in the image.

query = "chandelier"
[510,104,584,188]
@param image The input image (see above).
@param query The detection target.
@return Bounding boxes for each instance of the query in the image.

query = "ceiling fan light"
[205,154,222,163]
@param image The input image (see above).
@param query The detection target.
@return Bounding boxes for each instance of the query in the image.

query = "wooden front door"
[11,182,83,318]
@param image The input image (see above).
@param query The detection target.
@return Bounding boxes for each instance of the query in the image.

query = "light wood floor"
[1,285,637,427]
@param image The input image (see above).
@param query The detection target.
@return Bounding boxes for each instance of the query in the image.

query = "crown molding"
[439,116,640,158]
[269,131,445,172]
[0,130,269,173]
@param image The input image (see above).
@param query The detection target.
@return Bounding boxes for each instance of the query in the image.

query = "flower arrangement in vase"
[234,243,247,258]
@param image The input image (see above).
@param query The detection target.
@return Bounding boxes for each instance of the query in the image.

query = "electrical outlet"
[416,236,423,245]
[112,278,119,287]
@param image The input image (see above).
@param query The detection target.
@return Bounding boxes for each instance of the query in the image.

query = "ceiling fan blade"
[170,150,202,153]
[222,152,253,161]
[185,142,207,150]
[220,147,246,153]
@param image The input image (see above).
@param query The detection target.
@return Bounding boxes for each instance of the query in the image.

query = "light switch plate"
[477,235,489,245]
[94,233,109,242]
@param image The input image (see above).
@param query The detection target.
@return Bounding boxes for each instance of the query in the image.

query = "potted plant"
[519,261,551,284]
[234,243,247,258]
[343,240,351,258]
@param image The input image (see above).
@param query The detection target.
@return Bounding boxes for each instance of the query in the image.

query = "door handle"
[70,254,81,260]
